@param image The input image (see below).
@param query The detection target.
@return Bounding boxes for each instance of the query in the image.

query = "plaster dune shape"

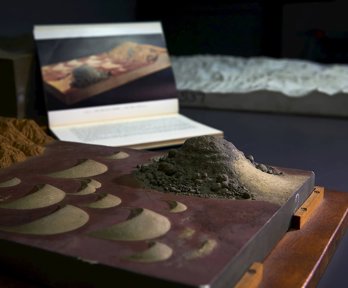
[126,241,173,263]
[232,158,309,205]
[106,151,129,160]
[69,179,101,195]
[87,179,102,188]
[179,227,195,239]
[0,205,89,235]
[0,177,21,188]
[48,159,108,179]
[83,194,122,209]
[186,239,217,259]
[166,200,187,213]
[0,184,65,209]
[69,184,96,196]
[89,208,171,241]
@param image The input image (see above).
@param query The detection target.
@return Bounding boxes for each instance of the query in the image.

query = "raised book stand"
[235,186,348,288]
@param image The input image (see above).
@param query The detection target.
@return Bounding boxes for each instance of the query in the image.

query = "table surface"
[181,107,348,288]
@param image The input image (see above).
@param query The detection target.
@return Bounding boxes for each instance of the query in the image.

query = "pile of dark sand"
[135,136,281,200]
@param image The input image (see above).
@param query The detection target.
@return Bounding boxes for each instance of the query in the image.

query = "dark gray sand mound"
[134,136,281,200]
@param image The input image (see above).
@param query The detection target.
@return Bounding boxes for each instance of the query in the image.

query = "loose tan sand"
[185,239,217,260]
[179,227,196,239]
[0,117,53,168]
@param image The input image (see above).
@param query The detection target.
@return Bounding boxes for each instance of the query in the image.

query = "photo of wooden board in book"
[41,41,171,105]
[0,136,315,288]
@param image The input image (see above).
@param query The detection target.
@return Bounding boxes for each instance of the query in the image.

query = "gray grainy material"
[71,65,110,88]
[134,136,281,200]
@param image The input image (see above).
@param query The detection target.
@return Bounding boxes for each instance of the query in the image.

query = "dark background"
[2,0,348,117]
[1,0,348,63]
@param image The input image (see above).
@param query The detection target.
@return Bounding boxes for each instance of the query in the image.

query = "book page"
[51,114,222,148]
[34,22,223,148]
[48,99,178,127]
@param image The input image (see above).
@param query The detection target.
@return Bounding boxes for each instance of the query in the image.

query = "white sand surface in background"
[171,55,348,97]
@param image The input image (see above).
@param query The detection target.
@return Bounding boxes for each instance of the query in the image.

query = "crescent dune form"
[86,179,102,188]
[0,184,65,209]
[106,151,129,160]
[0,177,21,188]
[166,200,187,213]
[89,208,171,241]
[48,159,108,178]
[69,179,102,195]
[126,241,173,262]
[0,205,89,235]
[83,194,122,209]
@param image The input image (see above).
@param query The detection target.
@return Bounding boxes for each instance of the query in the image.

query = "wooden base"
[0,189,347,288]
[262,188,348,288]
[230,187,347,288]
[292,186,325,229]
[235,262,263,288]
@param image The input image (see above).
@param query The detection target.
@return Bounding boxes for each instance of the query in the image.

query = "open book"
[34,22,222,149]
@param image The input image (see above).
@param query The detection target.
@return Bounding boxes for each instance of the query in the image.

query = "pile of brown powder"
[134,136,281,200]
[0,117,54,168]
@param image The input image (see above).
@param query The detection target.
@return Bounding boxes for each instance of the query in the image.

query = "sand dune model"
[0,136,314,287]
